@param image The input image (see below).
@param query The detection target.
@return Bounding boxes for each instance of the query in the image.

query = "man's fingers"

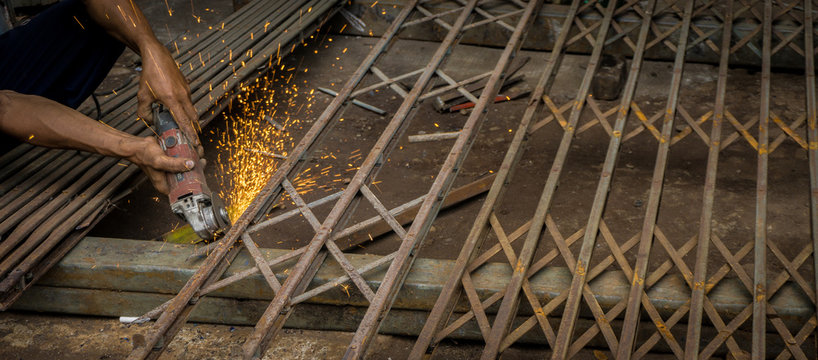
[152,153,194,174]
[167,102,201,148]
[150,172,170,194]
[140,166,170,195]
[136,87,155,124]
[184,100,199,131]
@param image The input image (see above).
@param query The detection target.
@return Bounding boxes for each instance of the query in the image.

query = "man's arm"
[0,90,191,194]
[81,0,202,155]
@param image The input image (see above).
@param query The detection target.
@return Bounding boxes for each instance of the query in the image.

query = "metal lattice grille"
[129,1,818,359]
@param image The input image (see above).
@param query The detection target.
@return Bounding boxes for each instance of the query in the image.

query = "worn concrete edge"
[19,237,814,329]
[333,1,808,69]
[11,285,802,357]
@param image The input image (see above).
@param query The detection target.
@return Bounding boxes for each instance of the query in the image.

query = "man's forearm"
[0,90,147,159]
[82,0,163,55]
[82,0,203,156]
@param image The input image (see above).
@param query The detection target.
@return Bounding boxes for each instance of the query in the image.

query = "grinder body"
[154,107,229,239]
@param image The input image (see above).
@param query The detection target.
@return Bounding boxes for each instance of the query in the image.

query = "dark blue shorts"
[0,0,125,152]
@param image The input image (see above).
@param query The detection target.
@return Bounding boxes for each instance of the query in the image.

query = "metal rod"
[369,67,409,98]
[751,0,774,355]
[0,166,138,294]
[616,0,704,357]
[350,68,424,98]
[317,87,388,115]
[804,3,818,359]
[0,163,129,282]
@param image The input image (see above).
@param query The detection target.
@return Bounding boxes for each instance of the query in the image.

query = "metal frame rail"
[128,1,546,359]
[0,0,341,310]
[404,0,818,358]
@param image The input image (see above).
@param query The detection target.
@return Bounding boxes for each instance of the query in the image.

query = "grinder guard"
[154,106,230,239]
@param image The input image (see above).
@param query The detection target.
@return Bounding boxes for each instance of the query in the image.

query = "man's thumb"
[155,155,194,173]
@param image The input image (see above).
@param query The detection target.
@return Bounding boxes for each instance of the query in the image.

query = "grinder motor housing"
[154,106,229,239]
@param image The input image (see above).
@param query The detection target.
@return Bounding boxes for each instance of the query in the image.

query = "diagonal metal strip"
[126,2,419,358]
[283,179,378,302]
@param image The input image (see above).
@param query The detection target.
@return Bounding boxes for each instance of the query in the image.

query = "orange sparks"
[73,16,84,30]
[164,0,173,16]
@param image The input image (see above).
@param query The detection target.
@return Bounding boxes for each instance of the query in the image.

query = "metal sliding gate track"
[130,0,818,359]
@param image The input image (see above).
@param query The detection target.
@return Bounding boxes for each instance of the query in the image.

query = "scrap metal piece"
[591,54,627,101]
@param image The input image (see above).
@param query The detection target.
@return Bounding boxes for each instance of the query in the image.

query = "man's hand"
[0,90,195,194]
[136,42,204,157]
[126,136,194,194]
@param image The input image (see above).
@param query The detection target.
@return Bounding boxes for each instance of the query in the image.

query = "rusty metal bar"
[351,68,424,98]
[241,234,282,293]
[369,67,410,98]
[408,0,583,357]
[805,2,818,349]
[416,4,454,31]
[239,2,477,358]
[616,0,705,357]
[435,70,480,104]
[684,1,768,357]
[462,8,524,31]
[751,1,773,357]
[0,166,138,297]
[344,1,545,358]
[453,0,516,32]
[126,3,419,359]
[402,6,463,29]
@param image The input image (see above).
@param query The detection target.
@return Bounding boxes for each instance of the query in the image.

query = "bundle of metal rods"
[0,0,342,310]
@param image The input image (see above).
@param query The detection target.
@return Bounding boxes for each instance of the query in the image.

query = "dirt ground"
[0,311,656,360]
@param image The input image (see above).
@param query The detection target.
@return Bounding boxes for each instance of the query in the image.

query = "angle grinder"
[154,105,230,240]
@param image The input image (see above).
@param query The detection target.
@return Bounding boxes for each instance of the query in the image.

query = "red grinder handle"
[155,109,208,203]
